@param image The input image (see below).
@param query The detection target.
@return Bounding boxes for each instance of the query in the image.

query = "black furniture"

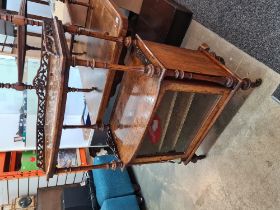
[134,0,193,46]
[37,184,94,210]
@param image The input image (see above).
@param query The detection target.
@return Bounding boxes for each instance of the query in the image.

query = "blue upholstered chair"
[100,195,140,210]
[92,155,139,209]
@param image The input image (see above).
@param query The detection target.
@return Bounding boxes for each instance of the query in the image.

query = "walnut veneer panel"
[144,40,232,77]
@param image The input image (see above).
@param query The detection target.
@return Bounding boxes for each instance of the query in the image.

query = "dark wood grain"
[17,0,27,84]
[110,36,249,167]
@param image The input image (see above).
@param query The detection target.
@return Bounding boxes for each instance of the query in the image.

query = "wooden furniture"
[0,9,132,178]
[0,4,261,179]
[134,0,193,46]
[37,187,63,210]
[109,36,262,166]
[37,185,92,210]
[61,36,261,171]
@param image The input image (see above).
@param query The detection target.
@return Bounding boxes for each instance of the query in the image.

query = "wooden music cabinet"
[109,36,261,166]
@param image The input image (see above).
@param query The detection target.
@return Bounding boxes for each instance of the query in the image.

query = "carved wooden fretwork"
[134,46,163,77]
[135,45,151,66]
[106,128,120,161]
[42,20,57,56]
[33,20,55,169]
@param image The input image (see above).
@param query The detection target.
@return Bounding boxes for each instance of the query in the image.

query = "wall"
[0,171,87,206]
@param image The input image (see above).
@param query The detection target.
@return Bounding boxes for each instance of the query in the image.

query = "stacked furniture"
[0,0,262,185]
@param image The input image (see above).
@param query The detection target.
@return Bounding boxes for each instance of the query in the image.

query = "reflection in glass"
[137,90,221,156]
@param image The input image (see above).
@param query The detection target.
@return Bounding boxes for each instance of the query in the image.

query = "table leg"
[0,12,43,27]
[55,161,123,173]
[67,86,99,92]
[71,56,147,72]
[64,25,132,46]
[0,82,35,91]
[241,78,262,90]
[63,124,109,130]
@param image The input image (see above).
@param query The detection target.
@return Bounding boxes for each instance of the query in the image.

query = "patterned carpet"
[174,0,280,74]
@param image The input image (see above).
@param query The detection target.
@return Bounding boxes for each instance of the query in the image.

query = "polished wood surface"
[0,5,261,176]
[44,18,71,177]
[109,36,255,167]
[144,40,232,77]
[110,53,165,165]
[67,0,90,27]
[78,0,128,123]
[17,0,27,84]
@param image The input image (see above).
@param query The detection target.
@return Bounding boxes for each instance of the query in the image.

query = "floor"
[133,20,280,210]
[174,0,280,74]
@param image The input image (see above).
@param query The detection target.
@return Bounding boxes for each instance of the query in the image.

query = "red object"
[30,157,36,162]
[79,148,87,166]
[9,152,17,172]
[0,153,6,173]
[148,115,161,144]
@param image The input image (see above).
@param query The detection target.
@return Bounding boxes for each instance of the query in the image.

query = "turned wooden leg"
[71,56,146,72]
[0,42,40,51]
[190,154,206,163]
[67,86,99,92]
[180,154,206,165]
[0,82,35,91]
[241,78,262,90]
[55,161,123,173]
[0,12,43,27]
[64,24,123,43]
[64,24,132,47]
[63,123,109,130]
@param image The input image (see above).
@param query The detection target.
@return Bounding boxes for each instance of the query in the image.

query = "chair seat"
[93,155,135,206]
[100,195,140,210]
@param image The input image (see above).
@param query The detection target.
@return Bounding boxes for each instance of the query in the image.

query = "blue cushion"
[92,155,135,206]
[100,195,140,210]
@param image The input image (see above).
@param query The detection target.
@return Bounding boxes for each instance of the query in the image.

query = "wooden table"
[0,10,131,178]
[34,17,129,178]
